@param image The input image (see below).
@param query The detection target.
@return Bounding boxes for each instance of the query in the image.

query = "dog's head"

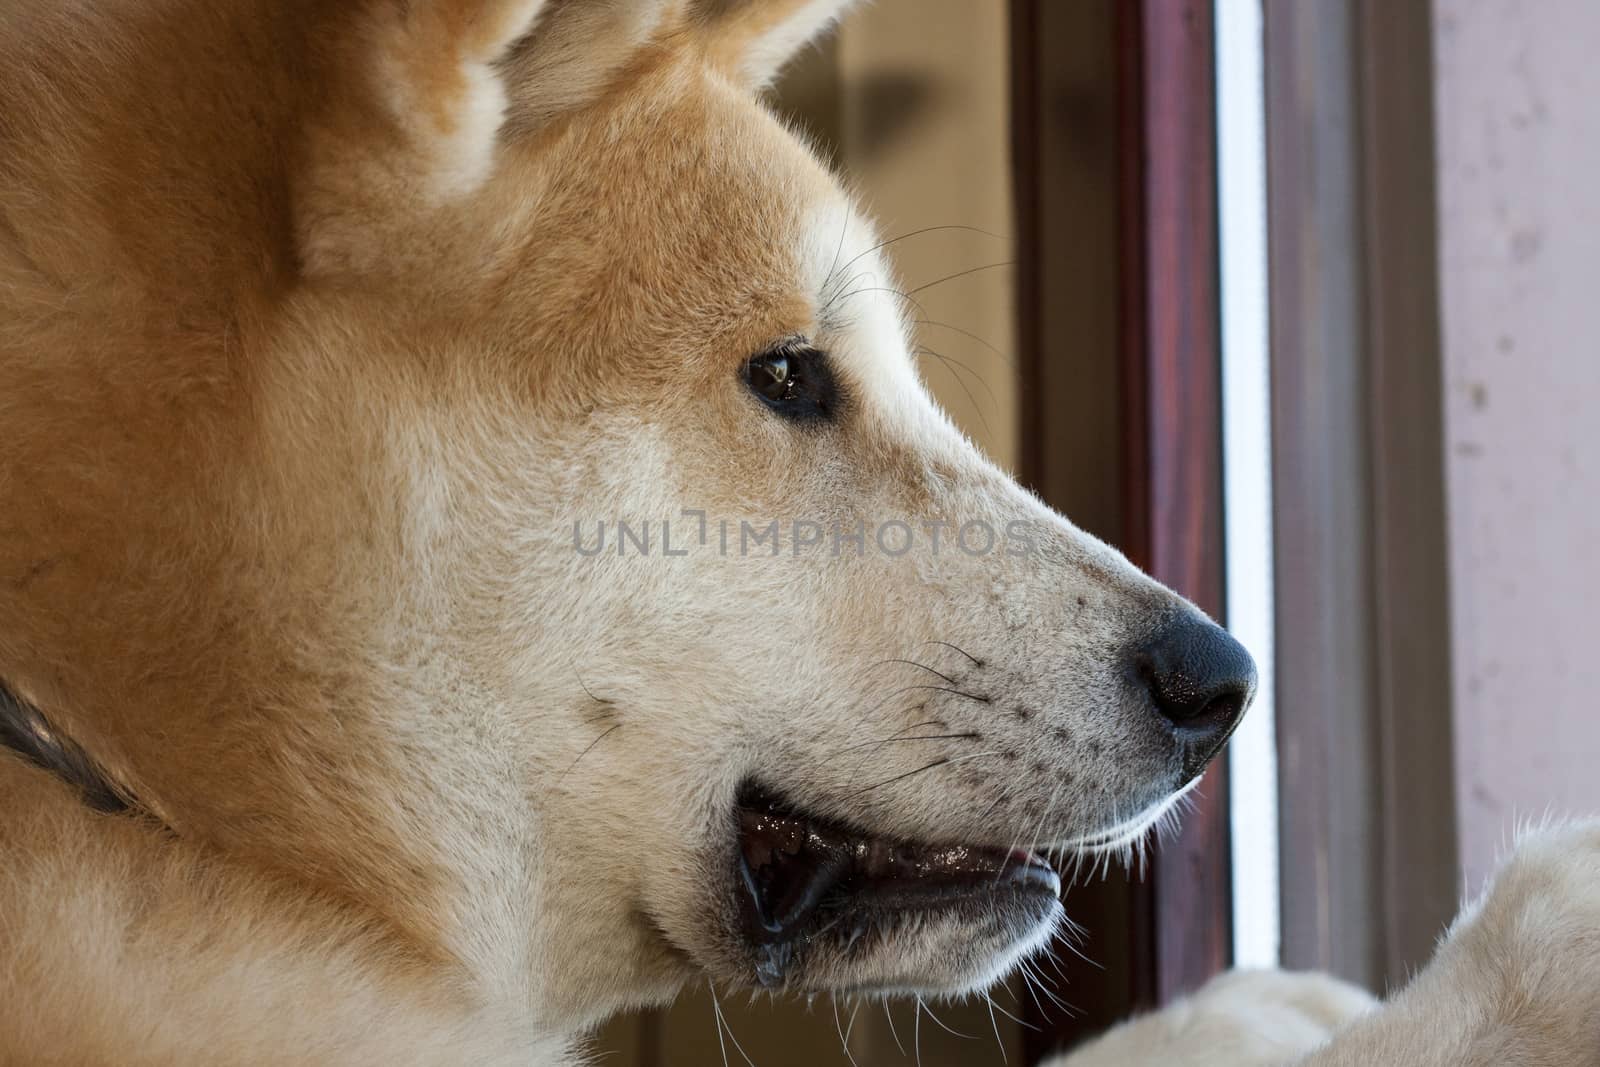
[0,0,1253,1030]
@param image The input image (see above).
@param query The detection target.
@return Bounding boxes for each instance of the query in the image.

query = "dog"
[2,1,1597,1064]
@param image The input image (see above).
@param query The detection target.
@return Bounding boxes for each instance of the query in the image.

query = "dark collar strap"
[0,681,130,814]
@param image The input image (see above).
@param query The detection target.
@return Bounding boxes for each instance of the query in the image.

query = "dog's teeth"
[736,786,1062,979]
[862,838,893,876]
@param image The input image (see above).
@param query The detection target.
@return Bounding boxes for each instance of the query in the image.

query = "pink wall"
[1435,0,1600,890]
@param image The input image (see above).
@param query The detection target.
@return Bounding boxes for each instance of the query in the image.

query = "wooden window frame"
[1013,0,1231,1053]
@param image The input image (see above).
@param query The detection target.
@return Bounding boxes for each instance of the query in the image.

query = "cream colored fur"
[1,1,1597,1064]
[1053,970,1379,1067]
[1049,819,1600,1066]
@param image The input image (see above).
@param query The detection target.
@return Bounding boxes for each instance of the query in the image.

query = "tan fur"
[0,758,560,1064]
[3,2,1597,1064]
[0,0,1176,1057]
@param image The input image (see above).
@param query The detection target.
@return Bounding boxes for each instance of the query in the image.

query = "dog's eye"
[749,353,794,401]
[742,343,837,421]
[743,343,838,422]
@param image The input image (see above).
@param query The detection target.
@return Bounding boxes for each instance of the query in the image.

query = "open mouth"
[732,783,1061,987]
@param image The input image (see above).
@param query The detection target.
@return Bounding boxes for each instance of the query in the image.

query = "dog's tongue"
[736,799,1060,945]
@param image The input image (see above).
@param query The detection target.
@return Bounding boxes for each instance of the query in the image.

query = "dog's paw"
[1439,816,1600,1005]
[1302,818,1600,1067]
[1042,969,1376,1067]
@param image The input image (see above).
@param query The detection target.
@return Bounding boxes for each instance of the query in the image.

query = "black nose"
[1136,616,1257,779]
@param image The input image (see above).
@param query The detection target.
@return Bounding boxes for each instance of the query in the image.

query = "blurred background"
[597,0,1600,1062]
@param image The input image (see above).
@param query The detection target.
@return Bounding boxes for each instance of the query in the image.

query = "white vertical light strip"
[1216,0,1280,970]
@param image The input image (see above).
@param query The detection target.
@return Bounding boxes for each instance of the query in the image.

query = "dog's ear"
[689,0,856,90]
[297,0,546,274]
[497,0,678,132]
[298,0,675,276]
[295,0,844,275]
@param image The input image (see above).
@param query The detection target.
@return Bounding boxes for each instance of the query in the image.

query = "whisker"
[1017,962,1049,1018]
[915,346,995,437]
[709,983,731,1067]
[849,750,1002,797]
[1029,957,1076,1015]
[557,723,622,783]
[571,666,612,707]
[820,268,884,316]
[823,212,852,302]
[922,640,983,667]
[850,758,950,797]
[840,681,993,761]
[984,990,1037,1031]
[831,996,861,1067]
[883,1000,906,1057]
[916,998,975,1040]
[708,983,756,1067]
[893,684,991,705]
[914,345,1002,410]
[867,658,964,687]
[904,260,1016,296]
[1021,958,1073,1014]
[823,223,1007,299]
[913,318,1019,368]
[838,685,934,753]
[984,995,1009,1065]
[841,719,958,787]
[826,285,930,321]
[1001,778,1062,884]
[830,731,981,755]
[833,718,942,751]
[1050,924,1103,972]
[975,787,1011,829]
